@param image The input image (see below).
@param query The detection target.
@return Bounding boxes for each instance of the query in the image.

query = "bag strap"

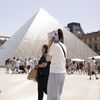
[58,42,66,58]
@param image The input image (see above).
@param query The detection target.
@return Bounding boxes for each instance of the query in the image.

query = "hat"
[48,30,58,41]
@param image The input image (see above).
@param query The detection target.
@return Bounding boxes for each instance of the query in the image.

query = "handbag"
[27,68,37,82]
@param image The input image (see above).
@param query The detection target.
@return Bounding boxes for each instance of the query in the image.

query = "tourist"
[86,58,99,80]
[26,59,30,73]
[11,57,16,73]
[33,58,38,69]
[67,59,73,74]
[29,58,33,69]
[19,59,26,74]
[90,57,99,79]
[37,44,51,100]
[15,59,20,73]
[47,28,67,100]
[5,58,11,74]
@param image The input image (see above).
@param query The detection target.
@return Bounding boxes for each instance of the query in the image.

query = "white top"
[29,59,33,66]
[49,42,67,73]
[26,60,30,66]
[16,60,20,68]
[91,60,96,67]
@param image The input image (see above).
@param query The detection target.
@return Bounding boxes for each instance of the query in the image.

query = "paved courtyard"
[0,68,100,100]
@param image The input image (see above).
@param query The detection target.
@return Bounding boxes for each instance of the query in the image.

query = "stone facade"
[67,22,100,55]
[79,31,100,55]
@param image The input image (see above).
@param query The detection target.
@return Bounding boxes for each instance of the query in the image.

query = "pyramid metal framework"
[0,8,97,65]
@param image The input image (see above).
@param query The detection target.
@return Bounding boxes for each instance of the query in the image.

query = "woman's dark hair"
[43,44,48,54]
[58,28,64,43]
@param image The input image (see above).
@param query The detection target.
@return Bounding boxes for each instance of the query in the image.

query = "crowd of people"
[66,58,99,79]
[5,57,38,74]
[66,59,85,75]
[5,56,99,76]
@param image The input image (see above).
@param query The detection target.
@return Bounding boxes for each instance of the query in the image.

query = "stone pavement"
[0,68,100,100]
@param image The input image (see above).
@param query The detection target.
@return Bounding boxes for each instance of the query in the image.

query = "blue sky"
[0,0,100,36]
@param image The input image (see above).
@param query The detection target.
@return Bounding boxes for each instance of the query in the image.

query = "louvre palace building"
[67,22,100,55]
